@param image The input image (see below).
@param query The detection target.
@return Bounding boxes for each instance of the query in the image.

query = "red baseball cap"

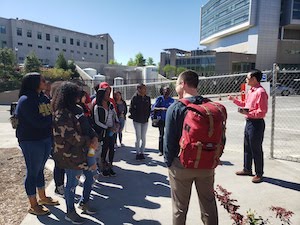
[99,82,111,89]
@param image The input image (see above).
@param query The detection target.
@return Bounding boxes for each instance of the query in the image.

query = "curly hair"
[51,81,80,112]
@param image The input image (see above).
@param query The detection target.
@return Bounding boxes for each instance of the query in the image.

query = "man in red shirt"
[228,69,268,183]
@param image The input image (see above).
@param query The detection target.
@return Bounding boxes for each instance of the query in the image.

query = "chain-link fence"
[81,68,300,162]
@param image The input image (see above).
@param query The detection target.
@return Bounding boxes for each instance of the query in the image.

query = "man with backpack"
[164,70,227,225]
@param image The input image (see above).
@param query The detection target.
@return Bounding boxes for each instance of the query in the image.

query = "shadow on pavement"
[263,177,300,191]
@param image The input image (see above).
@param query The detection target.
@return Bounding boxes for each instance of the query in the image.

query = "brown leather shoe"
[38,197,60,206]
[28,205,50,216]
[235,170,253,176]
[252,175,263,183]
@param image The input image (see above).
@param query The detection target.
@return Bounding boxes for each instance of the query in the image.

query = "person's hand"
[90,163,97,171]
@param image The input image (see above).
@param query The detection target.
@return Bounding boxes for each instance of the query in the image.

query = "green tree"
[55,52,68,70]
[0,48,16,79]
[176,67,187,76]
[24,52,42,73]
[68,60,80,78]
[134,52,145,66]
[146,57,155,66]
[127,58,135,66]
[109,59,121,65]
[163,64,176,79]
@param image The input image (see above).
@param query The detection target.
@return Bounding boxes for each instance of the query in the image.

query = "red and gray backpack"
[178,98,227,169]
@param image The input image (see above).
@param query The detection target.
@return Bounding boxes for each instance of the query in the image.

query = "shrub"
[214,185,294,225]
[41,68,72,81]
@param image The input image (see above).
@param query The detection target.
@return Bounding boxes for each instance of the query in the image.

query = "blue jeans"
[133,121,148,154]
[65,169,94,213]
[117,117,125,144]
[19,137,52,196]
[244,119,265,176]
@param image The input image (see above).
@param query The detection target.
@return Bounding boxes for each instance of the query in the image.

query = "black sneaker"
[109,168,116,177]
[65,210,84,224]
[54,185,64,197]
[140,154,145,160]
[78,202,97,215]
[102,170,110,177]
[136,154,140,160]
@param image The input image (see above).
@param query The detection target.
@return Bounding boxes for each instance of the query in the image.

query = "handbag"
[152,117,162,128]
[10,114,18,129]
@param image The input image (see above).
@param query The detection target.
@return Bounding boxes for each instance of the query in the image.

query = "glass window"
[0,25,6,34]
[27,30,32,38]
[17,28,22,36]
[89,42,92,48]
[77,39,80,46]
[101,44,104,50]
[84,41,87,47]
[46,47,51,50]
[28,44,33,47]
[37,32,42,40]
[63,49,66,52]
[46,33,50,41]
[96,43,99,49]
[70,50,74,53]
[70,38,74,45]
[55,35,59,43]
[62,37,66,44]
[17,42,23,46]
[55,48,59,51]
[38,45,42,49]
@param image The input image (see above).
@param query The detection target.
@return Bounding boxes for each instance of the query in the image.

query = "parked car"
[275,83,294,96]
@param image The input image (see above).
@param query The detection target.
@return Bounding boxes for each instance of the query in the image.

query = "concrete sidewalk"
[0,103,299,225]
[19,130,300,225]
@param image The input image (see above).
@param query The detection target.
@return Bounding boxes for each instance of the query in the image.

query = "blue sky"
[2,0,208,65]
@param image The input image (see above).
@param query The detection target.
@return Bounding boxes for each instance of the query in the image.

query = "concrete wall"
[0,90,19,105]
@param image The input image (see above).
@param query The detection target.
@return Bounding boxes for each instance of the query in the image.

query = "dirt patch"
[0,148,52,225]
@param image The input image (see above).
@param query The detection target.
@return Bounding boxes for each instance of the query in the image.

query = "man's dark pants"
[244,119,265,176]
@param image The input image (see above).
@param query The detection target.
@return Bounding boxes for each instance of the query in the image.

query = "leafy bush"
[214,185,294,225]
[41,68,72,81]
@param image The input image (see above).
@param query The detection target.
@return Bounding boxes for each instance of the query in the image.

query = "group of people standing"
[14,68,267,225]
[14,74,128,224]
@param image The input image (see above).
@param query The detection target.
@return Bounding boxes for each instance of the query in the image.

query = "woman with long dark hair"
[93,83,119,177]
[52,81,98,224]
[15,72,59,216]
[113,91,127,147]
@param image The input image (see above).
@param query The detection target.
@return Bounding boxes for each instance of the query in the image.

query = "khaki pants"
[168,158,218,225]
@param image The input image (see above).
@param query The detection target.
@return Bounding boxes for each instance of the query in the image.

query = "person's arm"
[164,103,181,167]
[129,96,136,119]
[94,106,108,129]
[228,95,245,107]
[123,100,128,117]
[18,96,52,129]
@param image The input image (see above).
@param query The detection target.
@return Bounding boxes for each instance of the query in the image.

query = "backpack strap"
[198,104,214,137]
[178,98,191,107]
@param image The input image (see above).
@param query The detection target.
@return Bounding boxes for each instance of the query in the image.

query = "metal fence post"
[270,63,278,159]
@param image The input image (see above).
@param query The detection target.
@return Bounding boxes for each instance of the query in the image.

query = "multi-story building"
[159,48,256,75]
[200,0,300,70]
[0,17,114,66]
